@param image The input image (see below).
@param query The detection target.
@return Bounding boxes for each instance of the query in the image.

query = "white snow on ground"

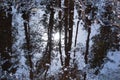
[12,6,29,79]
[72,19,87,70]
[73,7,87,46]
[45,9,63,76]
[102,51,120,71]
[86,50,120,80]
[89,22,100,46]
[10,0,120,79]
[70,6,86,70]
[29,8,47,66]
[47,52,62,75]
[88,51,120,80]
[72,6,100,71]
[30,8,47,43]
[72,2,120,79]
[87,25,120,80]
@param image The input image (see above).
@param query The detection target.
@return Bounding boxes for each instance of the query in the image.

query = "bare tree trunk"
[47,5,54,67]
[68,0,74,50]
[74,21,80,47]
[84,27,91,64]
[62,0,74,79]
[58,0,63,66]
[62,0,69,79]
[22,12,33,80]
[83,3,92,80]
[73,20,80,63]
[44,3,55,79]
[0,7,16,75]
[64,0,69,67]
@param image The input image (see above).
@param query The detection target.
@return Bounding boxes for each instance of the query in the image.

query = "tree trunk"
[84,27,91,64]
[22,12,33,80]
[0,8,15,74]
[73,20,80,63]
[44,3,55,79]
[63,0,74,79]
[64,0,69,68]
[58,0,63,66]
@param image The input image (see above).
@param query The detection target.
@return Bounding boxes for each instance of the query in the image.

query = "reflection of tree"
[83,2,97,64]
[45,2,54,78]
[0,0,120,80]
[35,1,55,79]
[0,6,16,79]
[62,0,74,79]
[22,11,33,80]
[82,3,97,80]
[58,0,63,66]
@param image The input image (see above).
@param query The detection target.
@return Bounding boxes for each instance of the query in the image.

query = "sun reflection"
[42,32,64,45]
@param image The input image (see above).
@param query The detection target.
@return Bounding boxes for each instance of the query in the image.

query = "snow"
[70,5,86,70]
[89,22,100,46]
[87,50,120,80]
[46,63,50,66]
[87,53,120,80]
[101,51,120,73]
[29,8,47,44]
[53,32,60,41]
[1,0,120,80]
[12,6,29,79]
[47,52,62,76]
[64,68,67,71]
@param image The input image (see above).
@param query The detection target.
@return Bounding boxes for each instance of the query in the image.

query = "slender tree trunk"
[73,20,80,63]
[63,0,69,79]
[63,0,74,79]
[84,27,91,64]
[68,0,74,50]
[74,21,80,47]
[58,0,63,66]
[84,26,91,80]
[47,7,54,66]
[44,4,54,79]
[83,2,93,79]
[22,12,33,80]
[64,0,69,68]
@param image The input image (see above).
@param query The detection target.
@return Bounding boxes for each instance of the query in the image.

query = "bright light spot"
[54,32,60,41]
[42,33,48,41]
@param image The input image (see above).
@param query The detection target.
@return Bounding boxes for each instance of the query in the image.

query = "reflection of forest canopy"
[0,0,120,80]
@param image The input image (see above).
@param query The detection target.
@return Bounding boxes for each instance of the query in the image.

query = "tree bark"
[58,0,63,66]
[0,7,15,74]
[63,0,74,79]
[44,3,55,79]
[22,12,33,80]
[84,27,91,64]
[73,20,80,63]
